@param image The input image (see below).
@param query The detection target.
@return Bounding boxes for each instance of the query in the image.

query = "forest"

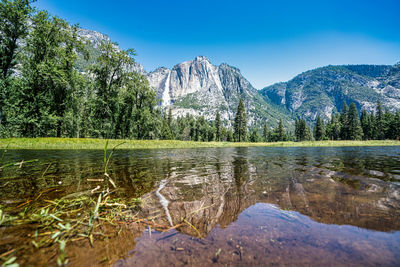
[1,0,399,143]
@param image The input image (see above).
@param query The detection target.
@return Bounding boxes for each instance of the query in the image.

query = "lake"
[1,146,400,266]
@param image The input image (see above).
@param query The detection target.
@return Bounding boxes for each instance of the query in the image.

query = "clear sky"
[34,0,400,88]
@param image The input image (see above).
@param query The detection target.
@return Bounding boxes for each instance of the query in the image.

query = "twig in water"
[183,219,201,237]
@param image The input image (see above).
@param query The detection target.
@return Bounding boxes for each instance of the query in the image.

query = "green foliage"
[314,116,325,141]
[325,114,341,140]
[1,2,399,144]
[215,111,221,141]
[0,0,34,131]
[274,118,287,142]
[261,64,397,125]
[0,3,160,139]
[0,0,33,79]
[323,101,398,141]
[234,99,247,142]
[339,102,349,140]
[249,128,260,142]
[347,103,363,140]
[295,118,312,141]
[262,122,269,142]
[89,41,135,138]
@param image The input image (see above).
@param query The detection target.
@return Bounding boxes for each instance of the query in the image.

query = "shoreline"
[1,138,399,150]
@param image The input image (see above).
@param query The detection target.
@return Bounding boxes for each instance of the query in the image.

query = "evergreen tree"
[314,116,325,141]
[394,112,400,140]
[234,99,247,142]
[340,102,349,140]
[262,122,269,142]
[207,122,216,142]
[275,118,286,141]
[360,109,374,140]
[375,100,384,139]
[295,119,312,141]
[249,128,260,142]
[215,110,221,141]
[383,109,395,139]
[347,103,363,140]
[328,114,341,140]
[167,108,173,128]
[226,128,234,142]
[160,114,172,140]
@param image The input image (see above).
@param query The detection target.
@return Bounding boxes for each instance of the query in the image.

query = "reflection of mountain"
[138,156,400,235]
[261,166,400,231]
[139,152,258,237]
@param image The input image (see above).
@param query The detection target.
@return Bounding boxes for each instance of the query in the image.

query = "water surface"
[1,147,400,266]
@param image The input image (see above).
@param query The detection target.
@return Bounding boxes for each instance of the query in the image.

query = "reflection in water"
[1,147,400,266]
[156,179,173,226]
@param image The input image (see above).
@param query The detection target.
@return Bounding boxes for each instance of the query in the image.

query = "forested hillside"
[1,0,399,142]
[0,1,161,139]
[260,64,400,123]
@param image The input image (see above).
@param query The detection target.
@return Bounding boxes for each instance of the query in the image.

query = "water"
[1,146,400,266]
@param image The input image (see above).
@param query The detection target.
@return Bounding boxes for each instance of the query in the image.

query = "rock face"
[260,64,400,122]
[147,56,291,127]
[77,27,400,125]
[76,28,146,75]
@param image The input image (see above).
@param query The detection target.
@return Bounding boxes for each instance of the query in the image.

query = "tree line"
[1,1,399,142]
[294,101,400,142]
[0,0,286,142]
[0,0,161,139]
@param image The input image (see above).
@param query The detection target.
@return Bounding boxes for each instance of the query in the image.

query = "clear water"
[1,147,400,266]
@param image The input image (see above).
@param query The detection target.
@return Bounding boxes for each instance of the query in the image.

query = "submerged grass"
[0,141,143,266]
[1,138,399,150]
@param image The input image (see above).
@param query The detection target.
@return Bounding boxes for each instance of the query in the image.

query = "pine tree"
[375,100,384,139]
[347,103,363,140]
[314,116,325,141]
[275,118,286,141]
[295,119,312,141]
[234,99,247,142]
[215,111,221,141]
[262,122,269,142]
[360,109,374,140]
[340,102,349,140]
[160,114,173,140]
[226,128,234,142]
[325,113,341,140]
[249,128,260,142]
[394,112,400,140]
[167,108,173,128]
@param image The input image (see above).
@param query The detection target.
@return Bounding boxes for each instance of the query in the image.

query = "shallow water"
[1,146,400,266]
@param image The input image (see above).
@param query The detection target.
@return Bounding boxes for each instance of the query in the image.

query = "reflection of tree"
[135,147,259,238]
[233,157,248,195]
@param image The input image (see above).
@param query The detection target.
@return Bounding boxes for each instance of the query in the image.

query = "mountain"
[77,27,400,126]
[76,28,145,75]
[77,30,292,128]
[260,64,400,122]
[147,56,291,127]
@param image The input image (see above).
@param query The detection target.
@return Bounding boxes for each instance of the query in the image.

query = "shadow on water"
[1,146,400,266]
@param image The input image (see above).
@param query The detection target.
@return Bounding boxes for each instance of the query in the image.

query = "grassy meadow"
[0,138,399,150]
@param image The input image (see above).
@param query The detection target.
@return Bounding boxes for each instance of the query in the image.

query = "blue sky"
[34,0,400,88]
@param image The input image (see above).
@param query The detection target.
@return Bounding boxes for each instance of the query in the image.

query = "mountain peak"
[194,56,210,62]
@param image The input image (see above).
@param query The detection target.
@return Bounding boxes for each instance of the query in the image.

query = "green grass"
[0,138,399,150]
